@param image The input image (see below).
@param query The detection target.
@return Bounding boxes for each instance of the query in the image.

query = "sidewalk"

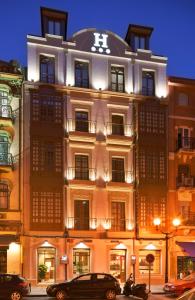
[27,284,165,297]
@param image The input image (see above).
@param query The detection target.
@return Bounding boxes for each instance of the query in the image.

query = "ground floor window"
[0,247,7,272]
[110,249,126,283]
[139,249,161,274]
[73,249,90,275]
[177,256,195,279]
[37,247,56,283]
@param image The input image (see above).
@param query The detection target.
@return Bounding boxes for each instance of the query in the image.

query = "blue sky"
[1,0,195,78]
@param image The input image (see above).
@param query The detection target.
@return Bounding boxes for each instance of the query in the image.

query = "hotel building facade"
[9,6,194,285]
[22,7,168,285]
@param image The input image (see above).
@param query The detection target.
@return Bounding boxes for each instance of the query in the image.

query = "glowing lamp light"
[145,243,157,250]
[41,241,52,247]
[90,219,97,230]
[9,242,20,253]
[127,222,134,231]
[74,242,89,249]
[153,217,161,227]
[66,218,74,229]
[115,243,127,250]
[126,174,133,184]
[103,219,111,230]
[172,218,181,228]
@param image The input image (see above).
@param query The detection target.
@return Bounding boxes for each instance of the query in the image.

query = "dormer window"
[48,19,61,35]
[134,35,146,50]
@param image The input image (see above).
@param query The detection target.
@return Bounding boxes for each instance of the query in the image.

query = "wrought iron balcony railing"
[106,122,133,137]
[0,153,13,166]
[176,176,195,188]
[66,217,133,231]
[176,137,195,151]
[111,170,133,183]
[67,167,96,181]
[67,119,96,134]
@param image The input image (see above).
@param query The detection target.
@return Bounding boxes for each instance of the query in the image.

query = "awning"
[176,242,195,258]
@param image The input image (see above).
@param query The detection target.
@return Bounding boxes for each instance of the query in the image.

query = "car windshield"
[183,274,195,281]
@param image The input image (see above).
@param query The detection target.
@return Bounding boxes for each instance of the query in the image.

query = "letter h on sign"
[91,33,111,54]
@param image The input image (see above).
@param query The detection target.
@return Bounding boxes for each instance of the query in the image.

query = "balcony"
[67,119,96,134]
[0,153,13,172]
[110,170,133,184]
[66,217,134,237]
[176,177,195,189]
[66,167,96,182]
[176,138,195,152]
[0,105,15,136]
[106,122,133,138]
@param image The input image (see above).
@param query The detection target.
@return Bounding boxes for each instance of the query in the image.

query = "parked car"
[0,273,30,300]
[176,287,195,300]
[164,273,195,296]
[46,273,121,300]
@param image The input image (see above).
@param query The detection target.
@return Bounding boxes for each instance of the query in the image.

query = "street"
[23,294,174,300]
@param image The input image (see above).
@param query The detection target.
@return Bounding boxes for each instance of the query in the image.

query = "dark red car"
[0,274,30,300]
[164,273,195,296]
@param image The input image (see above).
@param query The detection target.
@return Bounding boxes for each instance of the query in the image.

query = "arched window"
[0,182,10,209]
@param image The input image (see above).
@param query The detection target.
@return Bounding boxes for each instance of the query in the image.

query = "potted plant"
[38,264,48,282]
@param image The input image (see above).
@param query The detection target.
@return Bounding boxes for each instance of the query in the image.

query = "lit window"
[111,66,125,92]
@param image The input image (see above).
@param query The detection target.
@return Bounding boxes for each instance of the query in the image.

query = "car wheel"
[56,289,67,300]
[105,289,116,300]
[10,291,22,300]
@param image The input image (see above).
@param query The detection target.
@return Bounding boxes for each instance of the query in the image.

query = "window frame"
[111,66,125,93]
[142,71,155,96]
[75,60,89,88]
[40,55,55,84]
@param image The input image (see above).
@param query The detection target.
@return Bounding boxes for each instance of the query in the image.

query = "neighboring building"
[22,7,168,285]
[168,77,195,280]
[0,60,23,273]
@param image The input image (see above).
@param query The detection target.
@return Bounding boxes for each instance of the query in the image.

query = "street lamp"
[153,217,181,283]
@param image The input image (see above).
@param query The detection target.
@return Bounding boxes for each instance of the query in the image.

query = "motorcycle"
[123,276,148,300]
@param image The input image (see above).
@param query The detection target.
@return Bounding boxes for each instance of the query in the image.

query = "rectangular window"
[0,183,9,209]
[112,157,125,182]
[112,115,124,135]
[48,19,61,35]
[177,128,190,149]
[75,155,89,180]
[134,36,146,50]
[44,143,55,171]
[40,55,55,84]
[75,111,89,132]
[111,201,125,231]
[74,200,89,230]
[111,66,125,92]
[139,250,160,274]
[142,71,155,96]
[73,249,90,274]
[75,61,89,88]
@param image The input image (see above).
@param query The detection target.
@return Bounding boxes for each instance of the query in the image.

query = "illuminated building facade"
[0,60,23,273]
[168,77,195,280]
[22,7,169,285]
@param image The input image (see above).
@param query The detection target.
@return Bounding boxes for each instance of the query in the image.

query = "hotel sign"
[91,33,111,54]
